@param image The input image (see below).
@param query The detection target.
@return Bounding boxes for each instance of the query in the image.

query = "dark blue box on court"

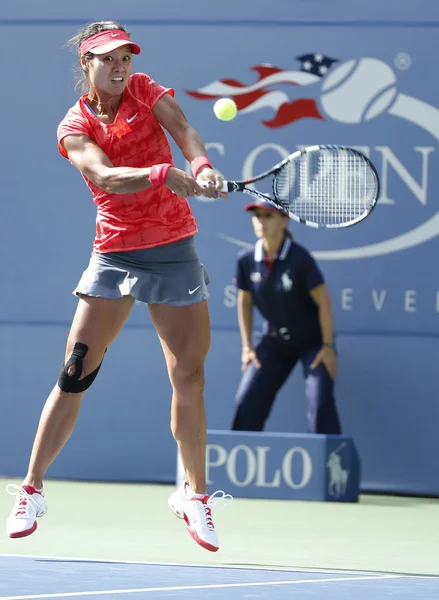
[177,431,361,502]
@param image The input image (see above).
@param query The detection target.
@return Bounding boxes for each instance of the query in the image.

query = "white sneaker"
[168,482,232,552]
[6,484,48,538]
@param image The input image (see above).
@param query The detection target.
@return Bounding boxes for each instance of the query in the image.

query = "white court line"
[0,575,403,600]
[0,553,392,577]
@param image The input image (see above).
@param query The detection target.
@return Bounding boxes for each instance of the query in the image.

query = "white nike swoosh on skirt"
[188,286,201,295]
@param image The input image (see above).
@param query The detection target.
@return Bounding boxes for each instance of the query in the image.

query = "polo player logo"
[250,272,262,283]
[327,443,349,498]
[281,272,293,291]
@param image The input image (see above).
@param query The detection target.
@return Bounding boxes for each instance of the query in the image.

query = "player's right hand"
[166,167,203,197]
[241,347,261,372]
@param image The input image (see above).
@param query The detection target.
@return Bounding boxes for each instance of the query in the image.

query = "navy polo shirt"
[235,236,324,347]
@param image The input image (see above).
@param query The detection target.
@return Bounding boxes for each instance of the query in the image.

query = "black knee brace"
[58,342,104,393]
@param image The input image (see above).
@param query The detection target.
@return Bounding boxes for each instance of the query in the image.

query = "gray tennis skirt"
[73,236,210,306]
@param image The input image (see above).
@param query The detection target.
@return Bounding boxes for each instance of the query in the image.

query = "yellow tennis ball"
[213,98,238,121]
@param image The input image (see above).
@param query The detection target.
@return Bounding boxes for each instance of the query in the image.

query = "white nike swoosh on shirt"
[188,286,201,295]
[126,113,138,123]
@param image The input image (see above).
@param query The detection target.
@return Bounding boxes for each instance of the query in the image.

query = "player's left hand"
[310,346,337,380]
[197,167,228,199]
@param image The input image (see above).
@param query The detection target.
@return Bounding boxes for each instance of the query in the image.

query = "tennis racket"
[222,145,380,228]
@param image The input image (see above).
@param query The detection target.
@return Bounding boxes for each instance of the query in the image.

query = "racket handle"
[221,180,241,192]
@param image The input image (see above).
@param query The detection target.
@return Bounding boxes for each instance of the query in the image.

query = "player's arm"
[61,135,202,197]
[153,94,208,162]
[153,94,225,198]
[238,289,261,371]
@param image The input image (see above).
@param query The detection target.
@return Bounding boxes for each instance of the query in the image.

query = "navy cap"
[244,199,284,213]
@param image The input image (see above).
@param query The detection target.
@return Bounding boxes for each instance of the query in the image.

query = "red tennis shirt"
[57,73,198,253]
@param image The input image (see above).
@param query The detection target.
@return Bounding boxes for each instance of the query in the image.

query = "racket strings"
[274,148,378,226]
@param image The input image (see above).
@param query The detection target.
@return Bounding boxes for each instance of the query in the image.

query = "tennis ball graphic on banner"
[320,58,398,123]
[213,98,238,121]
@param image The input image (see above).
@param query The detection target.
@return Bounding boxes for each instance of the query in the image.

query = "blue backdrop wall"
[1,1,439,495]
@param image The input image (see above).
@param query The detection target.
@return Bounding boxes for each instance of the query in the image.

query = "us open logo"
[188,55,439,260]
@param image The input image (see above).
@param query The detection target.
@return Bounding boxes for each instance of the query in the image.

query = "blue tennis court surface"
[0,556,438,599]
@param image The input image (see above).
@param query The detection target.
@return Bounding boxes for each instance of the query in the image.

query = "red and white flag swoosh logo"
[186,54,338,128]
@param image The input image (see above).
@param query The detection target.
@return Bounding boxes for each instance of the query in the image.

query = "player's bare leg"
[149,300,210,494]
[150,300,232,552]
[7,295,134,538]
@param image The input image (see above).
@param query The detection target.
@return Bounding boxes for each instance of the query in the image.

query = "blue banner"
[1,3,439,495]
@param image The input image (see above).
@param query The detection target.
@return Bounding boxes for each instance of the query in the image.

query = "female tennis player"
[231,199,342,434]
[6,20,231,553]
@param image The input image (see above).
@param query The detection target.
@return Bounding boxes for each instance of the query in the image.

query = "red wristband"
[191,156,213,178]
[149,163,172,186]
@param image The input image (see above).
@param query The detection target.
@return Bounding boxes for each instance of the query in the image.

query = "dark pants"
[231,336,341,434]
